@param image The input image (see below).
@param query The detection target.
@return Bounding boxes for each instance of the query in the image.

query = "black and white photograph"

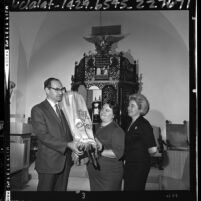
[2,0,197,201]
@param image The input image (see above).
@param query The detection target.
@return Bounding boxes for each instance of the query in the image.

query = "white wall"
[9,11,189,138]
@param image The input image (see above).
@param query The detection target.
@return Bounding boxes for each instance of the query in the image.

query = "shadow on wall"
[146,109,166,139]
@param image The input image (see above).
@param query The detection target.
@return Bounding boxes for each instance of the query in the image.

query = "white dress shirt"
[47,98,59,116]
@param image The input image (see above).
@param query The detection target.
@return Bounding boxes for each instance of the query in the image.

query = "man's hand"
[67,141,83,155]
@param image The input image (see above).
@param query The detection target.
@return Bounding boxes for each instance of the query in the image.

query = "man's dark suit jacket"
[31,99,73,174]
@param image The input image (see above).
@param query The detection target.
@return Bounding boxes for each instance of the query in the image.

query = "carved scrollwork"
[74,59,85,83]
[102,85,117,105]
[85,56,96,81]
[109,56,120,80]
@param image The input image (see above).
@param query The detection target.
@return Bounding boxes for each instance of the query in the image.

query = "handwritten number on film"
[156,0,191,9]
[94,0,128,10]
[70,0,191,9]
[12,0,192,10]
[62,0,90,9]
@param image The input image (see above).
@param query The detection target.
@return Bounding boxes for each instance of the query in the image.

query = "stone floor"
[18,162,163,191]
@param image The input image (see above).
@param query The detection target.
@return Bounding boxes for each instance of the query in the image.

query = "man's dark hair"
[44,78,60,89]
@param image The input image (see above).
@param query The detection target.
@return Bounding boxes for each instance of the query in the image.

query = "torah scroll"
[60,91,99,167]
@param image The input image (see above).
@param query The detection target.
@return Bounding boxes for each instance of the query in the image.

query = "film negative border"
[8,0,193,11]
[3,3,11,201]
[2,1,197,201]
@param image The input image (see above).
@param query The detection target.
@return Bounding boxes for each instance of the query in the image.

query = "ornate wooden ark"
[71,25,141,130]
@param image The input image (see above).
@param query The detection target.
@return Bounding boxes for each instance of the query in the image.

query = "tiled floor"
[19,162,163,191]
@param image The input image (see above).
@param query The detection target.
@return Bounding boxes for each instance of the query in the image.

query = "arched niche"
[88,86,102,105]
[88,86,102,123]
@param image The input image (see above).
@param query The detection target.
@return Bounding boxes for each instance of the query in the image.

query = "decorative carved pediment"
[71,25,141,128]
[84,35,124,55]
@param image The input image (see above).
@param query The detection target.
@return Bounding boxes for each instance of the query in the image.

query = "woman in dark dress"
[87,102,125,191]
[124,94,157,191]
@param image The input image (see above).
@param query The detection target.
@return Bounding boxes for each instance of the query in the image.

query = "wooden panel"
[10,135,31,173]
[10,142,25,173]
[161,150,190,190]
[11,167,30,190]
[163,150,189,179]
[166,121,189,149]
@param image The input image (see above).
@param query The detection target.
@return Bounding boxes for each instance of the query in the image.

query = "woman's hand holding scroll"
[95,137,103,152]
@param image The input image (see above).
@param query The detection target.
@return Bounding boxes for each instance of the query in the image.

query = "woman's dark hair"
[44,77,60,89]
[105,101,119,119]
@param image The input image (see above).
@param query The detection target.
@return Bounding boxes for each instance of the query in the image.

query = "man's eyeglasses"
[49,87,66,93]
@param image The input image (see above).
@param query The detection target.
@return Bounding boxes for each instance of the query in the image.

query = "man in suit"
[31,77,82,191]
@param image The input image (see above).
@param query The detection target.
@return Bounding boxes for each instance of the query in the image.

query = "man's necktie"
[55,104,65,130]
